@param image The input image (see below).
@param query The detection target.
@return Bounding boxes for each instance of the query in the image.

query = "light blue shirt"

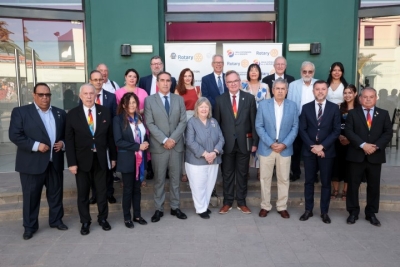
[32,103,56,161]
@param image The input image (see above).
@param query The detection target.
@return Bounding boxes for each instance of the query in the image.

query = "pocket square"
[103,120,107,123]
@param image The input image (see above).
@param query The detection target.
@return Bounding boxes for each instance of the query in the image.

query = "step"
[1,190,399,221]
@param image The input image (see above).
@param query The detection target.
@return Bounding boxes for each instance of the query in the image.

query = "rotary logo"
[170,53,176,59]
[241,59,249,68]
[253,59,260,65]
[269,49,279,57]
[194,53,203,62]
[227,49,234,58]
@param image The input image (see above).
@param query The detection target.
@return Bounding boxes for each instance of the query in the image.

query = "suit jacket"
[345,106,392,164]
[299,100,341,158]
[144,93,187,154]
[214,91,259,154]
[287,78,318,115]
[201,72,228,108]
[255,98,299,157]
[79,90,117,118]
[9,104,66,174]
[261,73,295,97]
[65,104,117,172]
[138,74,177,96]
[113,113,148,173]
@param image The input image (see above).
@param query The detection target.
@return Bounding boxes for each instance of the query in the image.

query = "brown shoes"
[259,209,269,217]
[237,205,251,214]
[278,210,290,219]
[219,205,232,214]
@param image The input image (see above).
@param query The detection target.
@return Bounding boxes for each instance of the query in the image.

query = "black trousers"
[91,168,114,198]
[291,134,303,177]
[20,162,64,232]
[75,153,108,223]
[303,155,333,214]
[121,172,142,221]
[221,141,250,206]
[346,160,381,216]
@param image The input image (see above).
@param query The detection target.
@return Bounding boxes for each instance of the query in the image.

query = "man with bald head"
[66,84,117,235]
[96,63,120,94]
[262,56,295,97]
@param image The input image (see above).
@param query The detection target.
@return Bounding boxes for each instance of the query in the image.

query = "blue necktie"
[218,76,223,94]
[164,96,170,115]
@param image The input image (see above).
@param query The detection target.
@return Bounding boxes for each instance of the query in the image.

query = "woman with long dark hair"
[113,92,149,228]
[326,62,349,104]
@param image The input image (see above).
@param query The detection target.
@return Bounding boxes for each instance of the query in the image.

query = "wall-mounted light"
[121,44,131,56]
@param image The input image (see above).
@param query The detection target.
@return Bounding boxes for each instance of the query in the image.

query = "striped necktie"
[365,108,372,130]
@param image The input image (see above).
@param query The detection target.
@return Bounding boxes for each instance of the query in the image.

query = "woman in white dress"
[326,62,348,105]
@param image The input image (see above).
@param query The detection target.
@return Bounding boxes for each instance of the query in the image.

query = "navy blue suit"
[299,100,341,214]
[9,104,66,232]
[138,74,177,95]
[201,72,228,109]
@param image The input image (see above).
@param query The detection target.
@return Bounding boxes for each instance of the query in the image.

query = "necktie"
[366,108,372,130]
[316,103,322,141]
[96,94,101,105]
[164,96,170,115]
[87,109,94,135]
[218,76,223,94]
[232,95,237,118]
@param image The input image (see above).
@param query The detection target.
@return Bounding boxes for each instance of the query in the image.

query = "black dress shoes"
[146,170,154,180]
[299,210,313,221]
[124,221,134,229]
[50,223,68,230]
[80,222,91,235]
[207,209,212,214]
[199,211,210,219]
[98,219,111,231]
[89,197,97,204]
[171,208,187,219]
[108,195,117,204]
[133,217,148,225]
[23,231,36,240]
[347,214,359,224]
[151,210,164,223]
[321,213,331,224]
[366,215,381,227]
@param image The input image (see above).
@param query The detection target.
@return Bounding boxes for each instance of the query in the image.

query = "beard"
[302,77,312,83]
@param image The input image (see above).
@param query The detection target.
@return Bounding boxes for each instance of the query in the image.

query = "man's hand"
[111,160,116,169]
[53,141,63,152]
[363,143,377,155]
[311,144,324,154]
[317,151,325,158]
[339,136,350,146]
[251,146,257,153]
[69,165,78,175]
[38,143,50,153]
[271,143,286,153]
[163,138,176,150]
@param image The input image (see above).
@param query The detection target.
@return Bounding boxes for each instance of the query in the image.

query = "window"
[0,0,82,10]
[166,0,274,12]
[364,26,374,46]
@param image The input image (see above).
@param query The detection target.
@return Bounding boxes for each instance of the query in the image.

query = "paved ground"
[1,206,400,267]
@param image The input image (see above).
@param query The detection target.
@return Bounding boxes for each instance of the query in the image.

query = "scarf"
[128,114,145,182]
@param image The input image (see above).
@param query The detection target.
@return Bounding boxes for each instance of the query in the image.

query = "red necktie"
[96,94,101,105]
[232,95,237,118]
[366,108,372,130]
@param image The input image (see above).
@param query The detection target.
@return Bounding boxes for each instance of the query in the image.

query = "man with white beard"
[287,61,318,182]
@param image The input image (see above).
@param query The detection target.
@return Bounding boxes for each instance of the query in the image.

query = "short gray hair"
[225,70,240,81]
[79,83,96,94]
[194,97,212,119]
[361,87,377,96]
[301,61,315,71]
[272,78,288,90]
[212,54,224,62]
[274,56,287,65]
[150,55,162,64]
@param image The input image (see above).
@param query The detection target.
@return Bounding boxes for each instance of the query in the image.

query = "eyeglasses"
[151,63,163,66]
[35,93,52,98]
[226,79,240,85]
[213,62,224,65]
[274,63,286,66]
[302,70,314,74]
[91,79,104,82]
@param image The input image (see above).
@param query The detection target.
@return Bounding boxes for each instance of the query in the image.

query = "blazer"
[9,104,66,174]
[255,98,299,157]
[345,106,392,164]
[138,74,177,96]
[261,73,295,97]
[144,93,187,154]
[287,78,318,115]
[299,100,341,158]
[65,104,117,172]
[185,117,225,165]
[79,89,117,118]
[214,91,259,154]
[201,72,228,109]
[113,113,148,173]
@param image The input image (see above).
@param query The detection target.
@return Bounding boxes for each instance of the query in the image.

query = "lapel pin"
[242,98,244,100]
[103,120,106,123]
[98,112,101,115]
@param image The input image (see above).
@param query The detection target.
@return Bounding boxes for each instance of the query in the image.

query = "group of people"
[9,54,392,241]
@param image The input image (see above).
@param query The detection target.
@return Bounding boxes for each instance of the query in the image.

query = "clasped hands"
[163,138,176,150]
[311,144,325,158]
[203,151,216,164]
[140,141,149,151]
[363,143,377,155]
[270,143,285,153]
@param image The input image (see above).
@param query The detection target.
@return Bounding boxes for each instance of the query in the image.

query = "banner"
[164,43,216,87]
[222,43,283,80]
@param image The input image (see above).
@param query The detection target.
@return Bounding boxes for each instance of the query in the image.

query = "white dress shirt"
[150,75,157,95]
[300,80,315,113]
[96,89,104,105]
[315,100,326,119]
[274,74,285,80]
[274,99,284,140]
[83,104,96,133]
[102,79,120,94]
[214,72,224,91]
[229,91,240,110]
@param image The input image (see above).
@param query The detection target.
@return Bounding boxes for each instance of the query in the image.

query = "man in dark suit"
[201,54,228,109]
[138,55,177,95]
[345,87,392,226]
[65,84,117,235]
[262,56,295,97]
[88,70,117,204]
[298,80,341,224]
[9,82,68,240]
[144,72,187,223]
[214,70,258,214]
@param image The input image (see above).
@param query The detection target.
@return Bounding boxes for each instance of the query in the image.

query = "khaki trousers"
[259,152,291,211]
